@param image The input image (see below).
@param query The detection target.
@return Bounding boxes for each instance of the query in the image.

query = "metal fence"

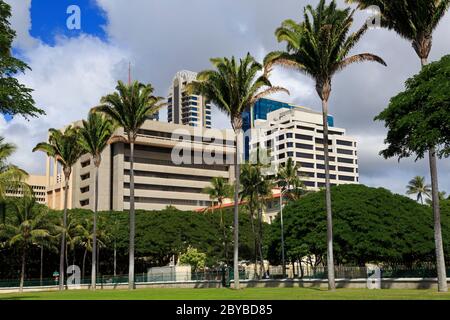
[2,265,450,288]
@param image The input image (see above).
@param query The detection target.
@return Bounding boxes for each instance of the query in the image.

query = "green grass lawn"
[1,287,450,300]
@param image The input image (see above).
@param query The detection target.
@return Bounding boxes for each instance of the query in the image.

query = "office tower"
[250,106,359,190]
[167,70,212,128]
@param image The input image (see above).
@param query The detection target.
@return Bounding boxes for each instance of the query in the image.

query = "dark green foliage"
[375,55,450,159]
[1,206,259,279]
[0,1,43,118]
[267,184,450,266]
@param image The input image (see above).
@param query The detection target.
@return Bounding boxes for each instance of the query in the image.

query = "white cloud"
[2,0,450,196]
[1,35,130,175]
[7,0,38,50]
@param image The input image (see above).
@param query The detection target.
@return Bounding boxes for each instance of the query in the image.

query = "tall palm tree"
[406,176,431,204]
[240,163,273,278]
[189,53,287,289]
[33,126,82,290]
[0,195,53,292]
[0,137,28,222]
[204,177,233,264]
[347,0,450,292]
[93,80,164,289]
[78,112,116,290]
[265,0,386,290]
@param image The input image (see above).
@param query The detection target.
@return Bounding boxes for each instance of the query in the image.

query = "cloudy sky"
[2,0,450,197]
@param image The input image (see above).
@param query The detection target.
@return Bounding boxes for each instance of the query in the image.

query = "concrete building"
[6,175,47,205]
[250,106,359,190]
[46,120,236,212]
[167,70,212,128]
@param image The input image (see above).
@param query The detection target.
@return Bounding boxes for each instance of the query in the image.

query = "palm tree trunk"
[429,148,448,292]
[321,99,336,291]
[19,246,26,293]
[82,248,87,283]
[233,135,240,289]
[114,240,117,277]
[40,245,43,287]
[257,207,266,278]
[91,165,99,290]
[59,176,69,291]
[220,206,228,264]
[128,141,136,290]
[421,58,448,292]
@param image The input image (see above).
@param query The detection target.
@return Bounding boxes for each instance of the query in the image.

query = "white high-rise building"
[250,106,359,190]
[167,70,212,128]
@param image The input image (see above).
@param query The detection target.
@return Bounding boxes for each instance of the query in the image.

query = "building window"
[296,152,314,159]
[337,148,354,155]
[315,138,332,145]
[317,173,337,180]
[286,133,293,139]
[316,164,336,171]
[338,166,354,173]
[295,134,313,141]
[300,162,314,168]
[337,140,353,147]
[80,173,90,181]
[296,143,313,150]
[339,175,356,182]
[338,157,354,164]
[316,155,336,162]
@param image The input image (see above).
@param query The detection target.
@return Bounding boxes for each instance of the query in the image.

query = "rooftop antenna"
[128,61,131,85]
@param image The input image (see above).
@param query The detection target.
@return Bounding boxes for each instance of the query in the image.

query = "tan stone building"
[46,120,236,212]
[6,174,47,205]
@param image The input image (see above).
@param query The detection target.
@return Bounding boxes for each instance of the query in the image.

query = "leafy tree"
[267,184,450,268]
[375,54,450,292]
[204,177,233,264]
[265,0,386,290]
[33,126,82,290]
[407,176,432,205]
[94,80,164,289]
[0,195,53,292]
[189,53,287,288]
[179,247,206,273]
[0,1,43,118]
[348,0,450,293]
[78,112,116,290]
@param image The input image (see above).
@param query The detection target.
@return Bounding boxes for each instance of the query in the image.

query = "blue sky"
[4,0,107,122]
[3,0,450,195]
[30,0,107,44]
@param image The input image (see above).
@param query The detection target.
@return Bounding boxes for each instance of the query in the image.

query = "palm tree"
[277,157,306,201]
[204,177,233,264]
[78,112,116,290]
[240,162,273,278]
[0,195,53,292]
[189,53,287,288]
[72,217,107,283]
[33,126,82,290]
[0,137,28,222]
[265,0,386,290]
[347,0,450,292]
[93,80,164,289]
[406,176,431,204]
